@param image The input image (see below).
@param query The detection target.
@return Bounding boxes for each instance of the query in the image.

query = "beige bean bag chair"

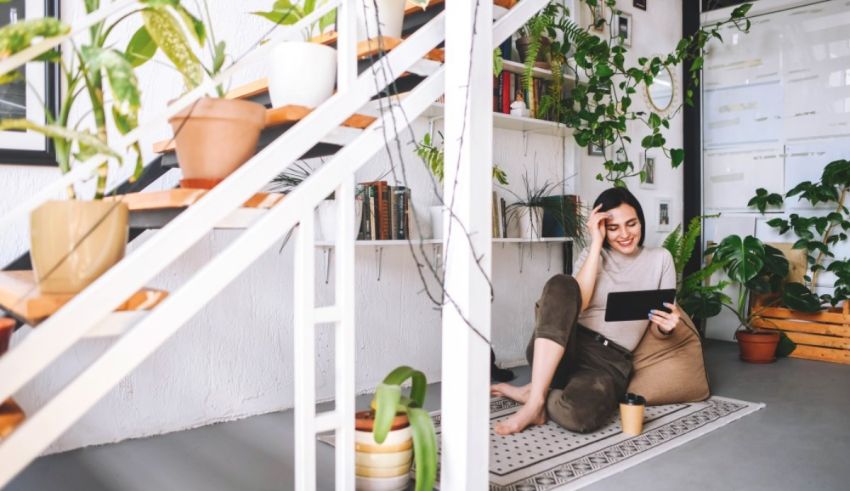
[627,312,711,405]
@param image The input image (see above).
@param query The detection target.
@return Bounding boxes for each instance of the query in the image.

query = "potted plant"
[360,365,437,491]
[503,173,564,240]
[414,131,508,240]
[131,1,266,188]
[0,2,186,292]
[705,235,796,363]
[253,1,338,109]
[743,159,850,363]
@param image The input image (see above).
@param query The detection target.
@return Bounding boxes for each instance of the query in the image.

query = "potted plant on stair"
[357,365,437,491]
[705,235,796,363]
[0,2,179,292]
[129,1,266,188]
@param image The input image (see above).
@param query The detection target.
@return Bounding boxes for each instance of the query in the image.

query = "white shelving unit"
[314,237,573,247]
[500,59,576,83]
[422,102,572,138]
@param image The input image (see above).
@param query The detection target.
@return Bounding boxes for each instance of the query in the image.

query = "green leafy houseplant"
[662,214,729,322]
[704,235,796,357]
[517,1,569,119]
[501,172,583,244]
[415,132,509,185]
[0,0,197,197]
[747,159,850,312]
[535,1,753,186]
[372,366,437,491]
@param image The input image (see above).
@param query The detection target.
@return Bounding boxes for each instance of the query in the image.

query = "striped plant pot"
[354,410,411,491]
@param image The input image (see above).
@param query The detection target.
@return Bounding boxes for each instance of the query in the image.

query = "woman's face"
[604,203,641,255]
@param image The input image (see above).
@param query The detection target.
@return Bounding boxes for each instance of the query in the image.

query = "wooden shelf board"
[501,59,576,83]
[423,102,572,137]
[0,398,24,440]
[225,77,269,100]
[108,189,284,211]
[0,271,167,326]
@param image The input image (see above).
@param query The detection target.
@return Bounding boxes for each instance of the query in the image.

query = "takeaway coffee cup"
[619,393,646,436]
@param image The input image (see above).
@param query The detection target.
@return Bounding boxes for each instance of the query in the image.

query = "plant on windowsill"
[0,1,197,292]
[357,366,436,491]
[130,0,266,188]
[703,235,796,363]
[531,1,753,187]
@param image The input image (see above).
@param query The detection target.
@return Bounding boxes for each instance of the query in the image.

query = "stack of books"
[357,181,411,240]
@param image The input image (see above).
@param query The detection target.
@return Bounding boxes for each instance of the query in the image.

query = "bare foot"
[490,383,532,403]
[494,398,546,435]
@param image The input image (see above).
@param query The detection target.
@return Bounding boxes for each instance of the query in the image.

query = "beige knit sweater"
[574,246,676,351]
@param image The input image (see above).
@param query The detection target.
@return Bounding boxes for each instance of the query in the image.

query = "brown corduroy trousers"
[526,274,632,433]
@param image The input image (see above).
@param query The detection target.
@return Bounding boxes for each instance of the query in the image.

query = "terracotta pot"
[0,317,14,356]
[30,200,129,294]
[169,97,266,183]
[736,330,780,363]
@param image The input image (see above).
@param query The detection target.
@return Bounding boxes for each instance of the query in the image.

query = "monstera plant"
[705,235,796,362]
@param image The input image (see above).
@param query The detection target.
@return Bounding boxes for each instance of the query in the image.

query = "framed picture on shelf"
[589,2,606,32]
[0,0,59,165]
[614,11,633,47]
[634,0,647,11]
[655,197,672,232]
[639,153,656,189]
[588,142,604,156]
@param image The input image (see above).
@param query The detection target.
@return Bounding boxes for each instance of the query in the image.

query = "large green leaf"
[82,47,140,127]
[372,383,401,444]
[408,407,437,491]
[382,366,427,408]
[142,8,203,88]
[714,235,765,284]
[762,244,790,279]
[782,282,822,313]
[125,26,158,67]
[0,17,69,63]
[775,331,797,357]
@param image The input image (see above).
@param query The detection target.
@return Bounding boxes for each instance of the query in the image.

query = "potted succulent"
[253,0,338,109]
[705,235,796,363]
[130,1,266,188]
[360,365,437,491]
[0,2,182,292]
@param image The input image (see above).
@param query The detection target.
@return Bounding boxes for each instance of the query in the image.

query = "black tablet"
[604,289,677,322]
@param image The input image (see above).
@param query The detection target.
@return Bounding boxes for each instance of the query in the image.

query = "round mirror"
[646,66,675,113]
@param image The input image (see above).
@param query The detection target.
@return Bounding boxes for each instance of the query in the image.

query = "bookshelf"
[500,59,576,83]
[422,102,572,138]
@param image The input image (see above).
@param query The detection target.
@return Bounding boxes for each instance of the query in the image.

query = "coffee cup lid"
[621,392,646,405]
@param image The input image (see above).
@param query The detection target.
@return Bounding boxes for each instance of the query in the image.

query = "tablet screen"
[604,289,677,322]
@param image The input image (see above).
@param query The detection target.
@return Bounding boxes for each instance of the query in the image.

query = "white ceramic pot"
[316,198,364,242]
[269,42,336,108]
[355,474,409,491]
[429,205,444,240]
[515,206,544,239]
[355,0,406,41]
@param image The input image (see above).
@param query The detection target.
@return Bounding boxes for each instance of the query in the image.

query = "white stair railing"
[0,0,551,488]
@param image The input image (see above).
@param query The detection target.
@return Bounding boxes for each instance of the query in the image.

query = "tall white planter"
[356,0,406,41]
[269,42,336,108]
[429,205,445,240]
[512,206,544,240]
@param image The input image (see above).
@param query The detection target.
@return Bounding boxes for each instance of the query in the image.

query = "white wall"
[3,0,684,454]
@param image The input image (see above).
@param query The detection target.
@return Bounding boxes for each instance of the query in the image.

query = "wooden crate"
[752,297,850,365]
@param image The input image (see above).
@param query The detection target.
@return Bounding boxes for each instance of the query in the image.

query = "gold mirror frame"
[644,65,677,115]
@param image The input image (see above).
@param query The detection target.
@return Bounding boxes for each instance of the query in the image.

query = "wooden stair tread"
[153,105,376,154]
[0,398,24,440]
[107,189,284,211]
[0,271,168,326]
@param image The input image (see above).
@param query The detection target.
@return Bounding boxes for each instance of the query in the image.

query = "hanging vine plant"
[527,0,753,186]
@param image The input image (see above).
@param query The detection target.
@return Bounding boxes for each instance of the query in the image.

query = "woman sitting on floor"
[491,187,698,435]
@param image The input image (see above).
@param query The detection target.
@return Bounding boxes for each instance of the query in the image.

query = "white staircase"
[0,0,551,488]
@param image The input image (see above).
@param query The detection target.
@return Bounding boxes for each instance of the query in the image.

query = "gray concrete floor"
[7,340,850,491]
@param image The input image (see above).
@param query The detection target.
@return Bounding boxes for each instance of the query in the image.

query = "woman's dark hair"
[592,187,646,249]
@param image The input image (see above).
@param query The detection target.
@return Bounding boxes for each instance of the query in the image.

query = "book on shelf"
[357,182,411,240]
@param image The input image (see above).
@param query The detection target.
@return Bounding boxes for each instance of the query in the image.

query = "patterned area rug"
[319,396,764,490]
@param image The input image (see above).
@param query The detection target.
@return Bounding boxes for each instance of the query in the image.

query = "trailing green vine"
[524,1,753,186]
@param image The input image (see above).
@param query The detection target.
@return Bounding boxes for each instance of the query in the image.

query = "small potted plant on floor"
[131,1,266,188]
[356,365,436,491]
[0,2,181,292]
[705,235,796,363]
